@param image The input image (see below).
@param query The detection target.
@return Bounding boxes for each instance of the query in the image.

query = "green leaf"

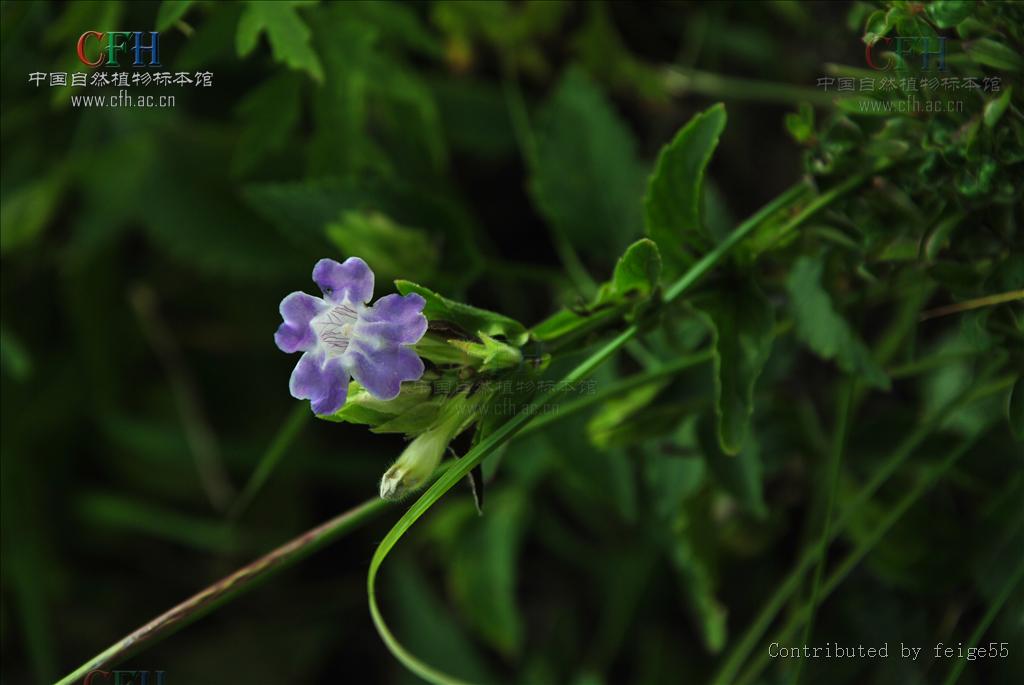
[395,280,528,345]
[232,73,303,174]
[236,1,324,82]
[964,38,1024,72]
[665,524,728,652]
[925,0,973,29]
[785,102,815,144]
[586,379,671,449]
[530,308,592,342]
[387,558,496,683]
[447,333,523,372]
[612,238,662,299]
[530,68,645,258]
[644,103,727,279]
[326,210,439,285]
[1008,377,1024,442]
[697,415,767,518]
[0,176,62,254]
[155,0,193,31]
[244,176,482,289]
[320,379,435,428]
[863,8,898,46]
[446,493,528,656]
[984,86,1013,129]
[693,278,775,455]
[0,327,32,381]
[786,255,891,390]
[593,238,663,309]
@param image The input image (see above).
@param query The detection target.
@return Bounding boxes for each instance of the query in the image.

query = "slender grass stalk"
[709,371,1012,685]
[54,353,714,684]
[228,403,310,521]
[53,498,387,685]
[130,285,235,511]
[940,552,1024,685]
[663,66,838,106]
[790,381,854,685]
[920,289,1024,321]
[732,425,999,685]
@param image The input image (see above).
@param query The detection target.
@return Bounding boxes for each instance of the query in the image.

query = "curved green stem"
[54,351,713,685]
[366,171,871,685]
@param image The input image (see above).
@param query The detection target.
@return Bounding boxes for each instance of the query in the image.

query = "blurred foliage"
[1,1,1022,685]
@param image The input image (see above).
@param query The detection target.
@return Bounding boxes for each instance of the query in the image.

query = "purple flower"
[275,257,428,414]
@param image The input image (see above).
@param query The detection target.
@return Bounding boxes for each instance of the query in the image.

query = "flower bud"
[379,425,449,500]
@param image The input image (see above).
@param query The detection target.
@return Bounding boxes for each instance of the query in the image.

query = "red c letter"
[865,36,893,71]
[77,31,105,67]
[84,670,111,685]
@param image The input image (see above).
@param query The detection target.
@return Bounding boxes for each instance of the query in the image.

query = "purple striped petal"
[347,344,425,401]
[356,293,428,345]
[313,257,374,305]
[275,292,327,353]
[289,350,350,414]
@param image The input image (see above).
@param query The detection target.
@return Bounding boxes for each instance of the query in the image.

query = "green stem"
[369,326,640,685]
[664,181,810,302]
[53,352,713,684]
[734,428,992,685]
[524,349,713,436]
[228,403,310,521]
[920,288,1024,321]
[367,172,867,685]
[709,370,1012,685]
[941,555,1024,685]
[790,381,853,685]
[663,66,838,106]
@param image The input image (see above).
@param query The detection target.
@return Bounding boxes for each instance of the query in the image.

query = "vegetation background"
[1,1,1021,684]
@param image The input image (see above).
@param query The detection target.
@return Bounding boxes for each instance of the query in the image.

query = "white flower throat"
[311,303,362,357]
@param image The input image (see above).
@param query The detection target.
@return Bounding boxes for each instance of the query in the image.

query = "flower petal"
[289,350,350,414]
[357,293,428,345]
[346,344,425,401]
[313,257,374,305]
[275,292,327,353]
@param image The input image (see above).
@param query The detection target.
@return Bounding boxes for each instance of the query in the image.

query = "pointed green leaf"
[693,279,775,455]
[447,493,528,656]
[984,86,1013,129]
[612,238,662,298]
[395,280,528,345]
[786,255,891,390]
[326,211,439,285]
[644,103,727,279]
[697,415,767,518]
[530,68,645,257]
[925,1,972,29]
[236,1,324,82]
[448,333,523,372]
[964,38,1024,72]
